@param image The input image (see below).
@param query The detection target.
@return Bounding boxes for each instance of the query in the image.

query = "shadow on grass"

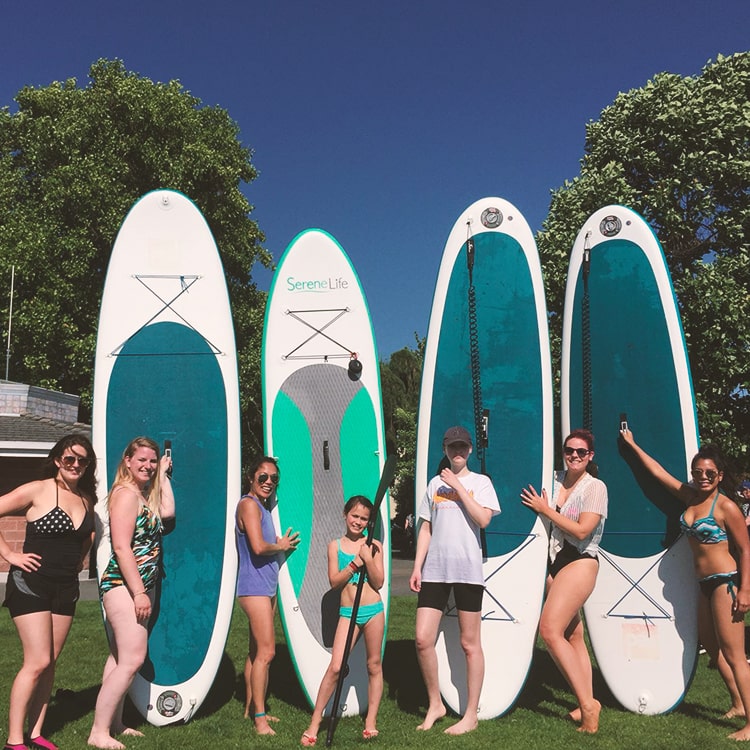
[515,645,619,718]
[45,686,100,733]
[383,638,426,715]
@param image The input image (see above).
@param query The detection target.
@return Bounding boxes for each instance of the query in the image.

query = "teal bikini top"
[680,491,728,544]
[337,540,362,584]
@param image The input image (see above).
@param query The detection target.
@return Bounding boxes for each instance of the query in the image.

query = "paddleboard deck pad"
[561,204,699,714]
[92,189,240,725]
[416,197,553,718]
[262,228,389,716]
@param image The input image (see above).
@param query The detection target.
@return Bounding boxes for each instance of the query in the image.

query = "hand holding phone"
[164,440,173,479]
[619,413,629,432]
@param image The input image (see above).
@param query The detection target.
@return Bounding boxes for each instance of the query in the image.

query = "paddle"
[325,454,397,747]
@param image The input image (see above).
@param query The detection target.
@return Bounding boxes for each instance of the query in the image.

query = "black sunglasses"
[61,454,91,468]
[257,472,280,486]
[563,447,591,458]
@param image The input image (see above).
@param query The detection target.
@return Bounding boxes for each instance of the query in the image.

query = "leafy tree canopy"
[538,52,750,472]
[380,336,424,517]
[0,59,270,458]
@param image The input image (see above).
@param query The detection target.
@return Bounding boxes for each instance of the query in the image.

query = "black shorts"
[2,568,80,617]
[548,541,598,579]
[417,581,484,613]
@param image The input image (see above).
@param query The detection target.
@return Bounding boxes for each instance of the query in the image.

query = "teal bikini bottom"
[339,600,384,627]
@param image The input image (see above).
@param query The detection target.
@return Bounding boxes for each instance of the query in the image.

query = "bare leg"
[539,561,600,733]
[303,617,363,740]
[444,609,482,735]
[414,606,447,730]
[361,611,385,734]
[238,596,276,735]
[88,588,149,749]
[25,612,73,742]
[709,586,750,740]
[7,612,56,746]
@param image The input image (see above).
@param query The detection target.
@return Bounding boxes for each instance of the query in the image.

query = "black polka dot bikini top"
[28,484,81,534]
[23,483,94,578]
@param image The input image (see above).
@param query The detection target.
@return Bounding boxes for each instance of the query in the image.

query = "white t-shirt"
[549,470,608,562]
[417,471,501,585]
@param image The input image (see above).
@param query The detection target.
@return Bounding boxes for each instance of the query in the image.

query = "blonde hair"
[109,436,163,517]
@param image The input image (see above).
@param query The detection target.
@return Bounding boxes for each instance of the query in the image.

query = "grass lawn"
[0,595,743,749]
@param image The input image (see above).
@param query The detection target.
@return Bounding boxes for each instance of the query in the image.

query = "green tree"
[380,336,424,519]
[0,59,270,459]
[538,52,750,472]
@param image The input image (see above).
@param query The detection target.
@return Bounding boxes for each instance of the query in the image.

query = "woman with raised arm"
[620,429,750,741]
[88,437,174,750]
[521,428,607,734]
[2,435,97,750]
[236,456,299,736]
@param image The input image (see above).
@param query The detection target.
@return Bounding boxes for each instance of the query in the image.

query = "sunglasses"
[691,469,718,481]
[563,447,591,458]
[257,472,280,486]
[61,454,91,468]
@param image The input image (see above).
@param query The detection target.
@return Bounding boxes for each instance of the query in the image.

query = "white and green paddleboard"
[562,205,699,714]
[92,189,240,725]
[262,228,389,716]
[416,197,553,718]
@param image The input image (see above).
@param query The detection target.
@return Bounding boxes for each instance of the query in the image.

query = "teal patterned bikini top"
[680,491,727,544]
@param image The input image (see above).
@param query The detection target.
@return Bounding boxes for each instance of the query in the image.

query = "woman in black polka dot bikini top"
[0,433,98,750]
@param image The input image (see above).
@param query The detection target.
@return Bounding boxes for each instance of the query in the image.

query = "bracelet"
[133,590,147,597]
[348,561,359,574]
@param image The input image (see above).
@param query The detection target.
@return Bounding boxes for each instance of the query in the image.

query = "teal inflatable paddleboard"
[416,197,553,718]
[92,190,240,725]
[562,204,699,714]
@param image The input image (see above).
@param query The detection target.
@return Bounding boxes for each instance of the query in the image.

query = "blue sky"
[2,1,748,358]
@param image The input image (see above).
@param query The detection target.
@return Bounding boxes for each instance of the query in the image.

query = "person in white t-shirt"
[409,426,501,735]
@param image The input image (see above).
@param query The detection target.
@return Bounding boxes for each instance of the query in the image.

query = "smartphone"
[619,413,628,432]
[164,440,173,479]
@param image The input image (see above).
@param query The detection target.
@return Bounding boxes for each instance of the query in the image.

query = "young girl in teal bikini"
[620,429,750,741]
[301,496,384,746]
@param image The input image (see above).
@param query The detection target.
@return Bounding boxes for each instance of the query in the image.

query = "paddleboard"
[262,228,389,716]
[415,197,553,718]
[561,204,699,714]
[92,189,240,725]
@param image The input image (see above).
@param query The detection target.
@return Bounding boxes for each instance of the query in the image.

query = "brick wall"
[0,516,92,575]
[0,516,26,573]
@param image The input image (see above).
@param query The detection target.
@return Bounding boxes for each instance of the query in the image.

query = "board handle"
[164,440,173,479]
[323,440,330,470]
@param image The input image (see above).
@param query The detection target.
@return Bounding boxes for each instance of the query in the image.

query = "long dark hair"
[692,444,736,497]
[244,455,279,494]
[42,434,98,502]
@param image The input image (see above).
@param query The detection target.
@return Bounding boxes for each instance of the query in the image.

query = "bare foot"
[417,704,447,730]
[118,729,144,738]
[87,733,126,750]
[568,707,581,723]
[444,714,478,735]
[577,699,601,734]
[254,716,276,736]
[728,724,750,741]
[726,706,747,720]
[266,714,280,723]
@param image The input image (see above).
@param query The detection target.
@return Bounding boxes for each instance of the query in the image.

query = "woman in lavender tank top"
[236,456,299,735]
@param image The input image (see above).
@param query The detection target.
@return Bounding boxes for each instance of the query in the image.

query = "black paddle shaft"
[325,454,397,747]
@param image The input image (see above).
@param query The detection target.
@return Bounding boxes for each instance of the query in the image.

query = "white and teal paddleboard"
[416,197,553,718]
[262,228,389,716]
[561,204,699,714]
[92,189,240,725]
